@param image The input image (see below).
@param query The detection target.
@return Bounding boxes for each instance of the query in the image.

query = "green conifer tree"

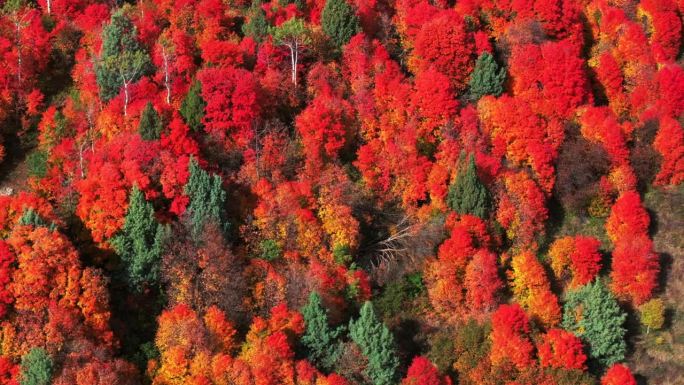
[18,208,56,230]
[301,292,344,371]
[446,154,490,218]
[562,280,627,369]
[19,348,52,385]
[242,0,269,43]
[96,8,151,104]
[184,157,228,236]
[110,185,167,291]
[321,0,360,48]
[348,301,399,385]
[138,102,163,140]
[469,52,506,101]
[180,80,206,132]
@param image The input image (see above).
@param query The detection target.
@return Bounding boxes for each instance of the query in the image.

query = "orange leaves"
[154,304,238,385]
[426,215,501,320]
[548,236,602,289]
[489,304,534,370]
[495,171,548,246]
[479,96,562,194]
[509,250,561,327]
[537,328,586,370]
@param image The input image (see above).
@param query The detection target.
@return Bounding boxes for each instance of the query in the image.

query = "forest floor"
[0,134,29,194]
[628,186,684,385]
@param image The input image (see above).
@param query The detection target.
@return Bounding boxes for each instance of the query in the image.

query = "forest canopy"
[0,0,680,384]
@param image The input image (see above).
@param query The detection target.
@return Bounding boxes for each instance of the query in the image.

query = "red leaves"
[601,364,637,385]
[548,236,602,289]
[537,328,586,370]
[198,66,261,151]
[606,191,659,305]
[509,40,589,119]
[0,241,14,319]
[295,87,354,171]
[653,116,684,186]
[606,191,650,242]
[402,356,449,385]
[411,10,475,93]
[490,304,534,370]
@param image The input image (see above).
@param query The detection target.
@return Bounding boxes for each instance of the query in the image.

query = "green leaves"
[349,301,399,385]
[139,102,163,140]
[562,280,627,369]
[184,157,228,237]
[242,0,269,43]
[111,185,167,291]
[96,8,151,102]
[446,154,491,218]
[180,80,206,133]
[272,17,310,46]
[301,292,344,371]
[469,52,506,101]
[321,0,360,48]
[19,348,52,385]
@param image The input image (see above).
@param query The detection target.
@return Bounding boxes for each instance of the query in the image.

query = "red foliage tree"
[537,328,586,370]
[489,304,534,370]
[402,356,450,385]
[410,10,475,93]
[198,66,261,151]
[601,364,637,385]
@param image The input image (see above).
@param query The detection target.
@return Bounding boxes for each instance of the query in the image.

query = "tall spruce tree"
[562,280,627,369]
[111,185,167,291]
[184,157,228,236]
[180,80,206,132]
[242,0,269,43]
[19,348,52,385]
[96,7,151,104]
[301,292,344,371]
[469,51,506,101]
[446,154,490,218]
[348,301,399,385]
[139,102,163,140]
[321,0,360,48]
[18,208,55,230]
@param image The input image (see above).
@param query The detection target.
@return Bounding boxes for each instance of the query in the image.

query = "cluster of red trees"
[0,0,678,383]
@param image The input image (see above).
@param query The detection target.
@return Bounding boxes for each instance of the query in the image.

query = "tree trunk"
[123,81,129,117]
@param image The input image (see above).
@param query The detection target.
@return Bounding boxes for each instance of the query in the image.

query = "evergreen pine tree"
[138,102,163,140]
[321,0,360,48]
[242,0,269,43]
[110,185,167,291]
[562,280,627,369]
[184,157,228,236]
[18,208,56,230]
[301,292,344,371]
[348,301,399,385]
[19,348,52,385]
[180,80,206,132]
[469,52,506,101]
[96,8,151,102]
[446,154,490,218]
